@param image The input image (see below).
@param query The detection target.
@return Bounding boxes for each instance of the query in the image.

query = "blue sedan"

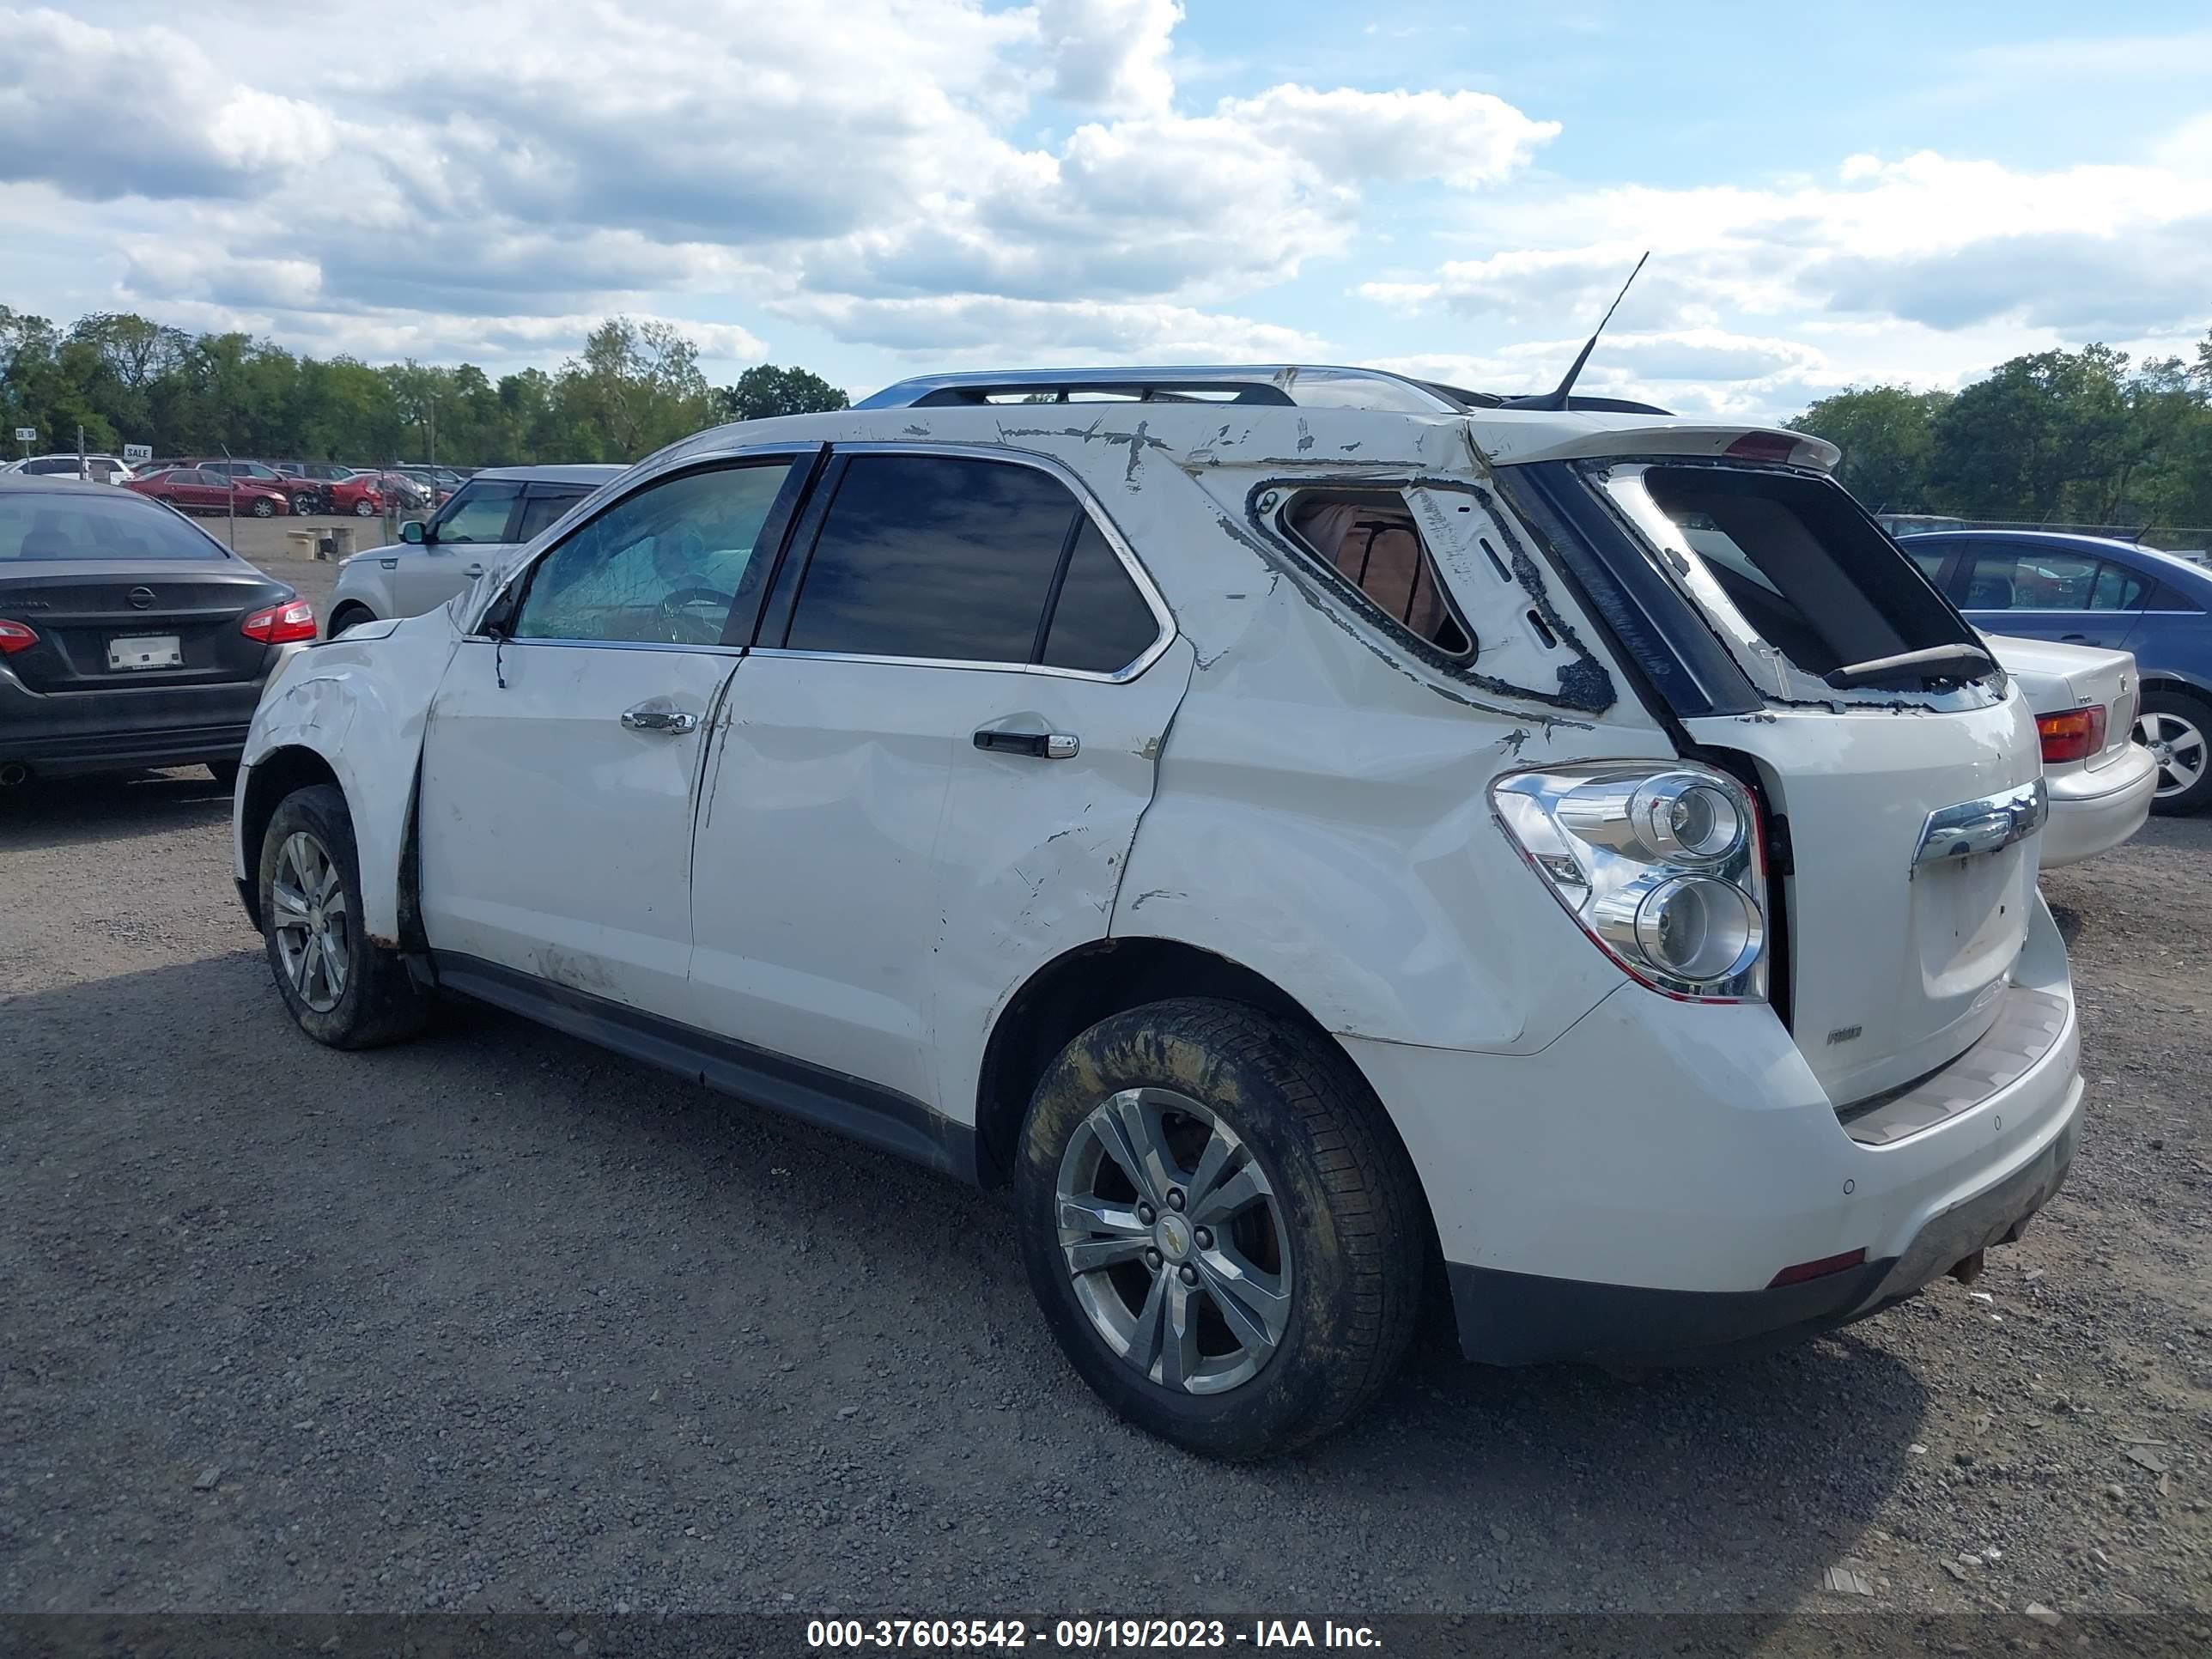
[1902,530,2212,813]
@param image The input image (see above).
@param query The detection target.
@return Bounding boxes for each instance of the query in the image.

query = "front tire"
[258,784,429,1048]
[2139,690,2211,814]
[1014,998,1425,1458]
[352,497,377,517]
[252,496,276,519]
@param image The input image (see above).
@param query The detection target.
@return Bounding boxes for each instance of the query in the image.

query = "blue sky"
[3,0,2209,418]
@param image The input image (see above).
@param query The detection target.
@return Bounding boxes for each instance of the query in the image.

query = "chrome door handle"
[974,729,1079,759]
[621,704,700,735]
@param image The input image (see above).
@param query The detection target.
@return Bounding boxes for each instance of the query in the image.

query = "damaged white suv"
[231,366,2081,1456]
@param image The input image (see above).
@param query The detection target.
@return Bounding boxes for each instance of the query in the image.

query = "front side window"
[432,482,522,544]
[512,462,793,646]
[785,455,1080,664]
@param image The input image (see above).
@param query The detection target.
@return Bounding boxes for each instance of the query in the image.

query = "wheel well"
[974,937,1370,1189]
[327,602,376,634]
[237,746,343,930]
[2140,676,2212,709]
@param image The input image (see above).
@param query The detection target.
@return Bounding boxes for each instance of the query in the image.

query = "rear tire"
[1013,998,1425,1459]
[2139,689,2212,814]
[258,783,429,1049]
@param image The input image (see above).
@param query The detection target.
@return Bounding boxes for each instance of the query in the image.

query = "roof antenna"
[1503,250,1649,412]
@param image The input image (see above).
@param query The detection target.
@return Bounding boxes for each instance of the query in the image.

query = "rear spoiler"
[1471,421,1841,473]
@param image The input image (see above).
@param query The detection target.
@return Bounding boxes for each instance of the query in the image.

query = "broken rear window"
[1592,462,1985,697]
[1285,491,1474,657]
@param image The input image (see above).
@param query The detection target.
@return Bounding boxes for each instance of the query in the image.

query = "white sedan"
[1986,633,2158,866]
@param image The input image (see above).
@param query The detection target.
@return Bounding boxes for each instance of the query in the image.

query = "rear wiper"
[1823,644,1996,690]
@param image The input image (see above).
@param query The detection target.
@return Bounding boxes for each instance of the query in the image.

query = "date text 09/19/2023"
[805,1617,1383,1650]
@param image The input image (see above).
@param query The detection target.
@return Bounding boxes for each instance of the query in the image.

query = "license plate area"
[108,634,183,671]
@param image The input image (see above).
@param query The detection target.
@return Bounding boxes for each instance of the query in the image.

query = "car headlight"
[1492,763,1769,1001]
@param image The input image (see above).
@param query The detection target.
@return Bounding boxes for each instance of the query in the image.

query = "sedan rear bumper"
[2041,742,2157,866]
[0,654,295,778]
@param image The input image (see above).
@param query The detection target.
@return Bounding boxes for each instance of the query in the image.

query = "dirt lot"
[1,769,2207,1620]
[204,514,371,623]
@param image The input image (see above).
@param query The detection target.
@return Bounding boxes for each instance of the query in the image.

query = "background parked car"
[0,474,315,786]
[128,466,292,519]
[3,453,137,484]
[324,464,624,633]
[394,467,457,507]
[348,468,436,514]
[1905,530,2212,812]
[274,461,372,514]
[1984,634,2156,865]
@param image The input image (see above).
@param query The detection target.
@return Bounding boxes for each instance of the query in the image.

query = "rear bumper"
[0,653,295,777]
[1347,891,2083,1367]
[2040,743,2156,866]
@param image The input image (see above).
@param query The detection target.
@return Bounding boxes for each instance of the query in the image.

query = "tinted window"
[514,462,791,646]
[514,485,594,543]
[22,458,78,475]
[786,456,1078,663]
[433,481,523,544]
[1908,549,1949,583]
[1041,520,1159,672]
[2147,580,2207,614]
[0,492,223,561]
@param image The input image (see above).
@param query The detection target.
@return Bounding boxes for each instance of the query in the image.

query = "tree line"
[1786,335,2212,532]
[8,300,2210,529]
[0,305,849,468]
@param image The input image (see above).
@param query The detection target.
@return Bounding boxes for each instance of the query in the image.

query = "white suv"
[230,366,2081,1456]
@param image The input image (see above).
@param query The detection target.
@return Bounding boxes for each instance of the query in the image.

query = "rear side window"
[1039,520,1160,672]
[1961,546,2146,611]
[515,485,593,543]
[1599,464,1978,686]
[786,456,1085,665]
[0,492,223,561]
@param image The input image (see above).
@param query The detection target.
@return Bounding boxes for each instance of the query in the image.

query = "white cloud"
[1033,0,1182,112]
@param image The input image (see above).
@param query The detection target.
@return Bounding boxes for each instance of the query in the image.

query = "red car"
[320,474,387,517]
[176,459,322,516]
[128,466,292,518]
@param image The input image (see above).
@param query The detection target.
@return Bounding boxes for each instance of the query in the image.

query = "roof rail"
[854,365,1468,416]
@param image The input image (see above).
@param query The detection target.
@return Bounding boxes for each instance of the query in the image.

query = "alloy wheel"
[270,830,349,1012]
[2137,708,2208,800]
[1054,1087,1292,1395]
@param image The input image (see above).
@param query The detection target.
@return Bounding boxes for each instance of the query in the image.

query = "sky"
[3,0,2210,419]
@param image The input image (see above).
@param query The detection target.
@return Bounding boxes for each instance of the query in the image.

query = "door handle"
[974,729,1079,759]
[2059,633,2089,642]
[621,703,701,735]
[465,563,484,579]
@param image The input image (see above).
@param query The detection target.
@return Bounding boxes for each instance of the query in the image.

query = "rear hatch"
[1498,444,2046,1106]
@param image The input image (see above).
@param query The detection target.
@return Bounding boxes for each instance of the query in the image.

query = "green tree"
[1786,385,1951,511]
[1924,346,2134,521]
[715,363,849,422]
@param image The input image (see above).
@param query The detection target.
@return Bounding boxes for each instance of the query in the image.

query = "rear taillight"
[2037,706,2107,764]
[1492,762,1769,1002]
[0,619,37,655]
[241,599,317,644]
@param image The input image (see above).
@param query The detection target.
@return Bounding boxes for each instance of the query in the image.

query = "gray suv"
[324,465,623,635]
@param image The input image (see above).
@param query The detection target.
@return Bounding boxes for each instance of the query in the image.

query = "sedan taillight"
[0,619,39,655]
[1492,762,1770,1002]
[241,599,317,644]
[2037,707,2107,764]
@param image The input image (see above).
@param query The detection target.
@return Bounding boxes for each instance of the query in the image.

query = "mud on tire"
[1013,997,1425,1459]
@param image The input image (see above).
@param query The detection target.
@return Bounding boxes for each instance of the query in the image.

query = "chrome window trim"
[769,440,1176,683]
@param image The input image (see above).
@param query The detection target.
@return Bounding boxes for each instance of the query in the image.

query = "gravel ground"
[1,775,2206,1620]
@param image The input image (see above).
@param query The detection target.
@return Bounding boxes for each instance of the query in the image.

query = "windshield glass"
[0,492,225,561]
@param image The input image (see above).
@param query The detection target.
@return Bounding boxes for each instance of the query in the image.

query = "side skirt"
[430,952,979,1183]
